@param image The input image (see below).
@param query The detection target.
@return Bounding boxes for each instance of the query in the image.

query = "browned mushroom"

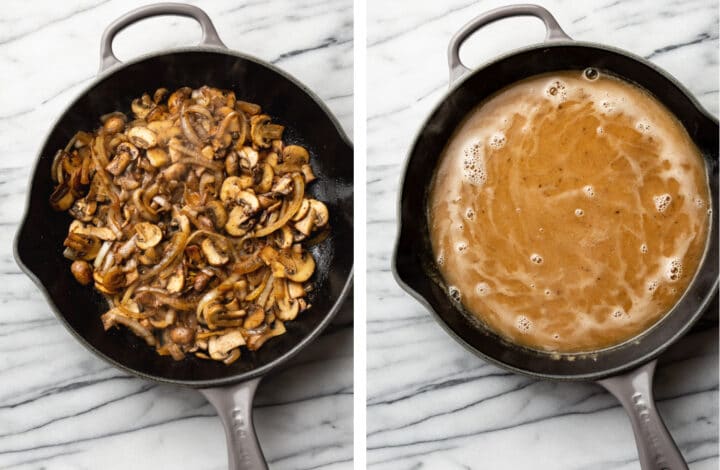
[134,222,162,249]
[102,113,126,134]
[202,238,229,266]
[50,183,75,211]
[204,200,228,230]
[278,250,316,282]
[71,260,93,285]
[208,330,245,360]
[250,114,284,148]
[288,281,306,299]
[127,126,158,149]
[131,94,154,119]
[277,298,300,321]
[146,148,169,167]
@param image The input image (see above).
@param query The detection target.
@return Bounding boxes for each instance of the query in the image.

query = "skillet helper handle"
[447,4,571,84]
[598,361,688,470]
[99,2,226,73]
[200,377,268,470]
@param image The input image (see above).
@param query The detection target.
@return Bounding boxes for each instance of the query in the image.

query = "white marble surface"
[0,1,352,469]
[367,0,718,469]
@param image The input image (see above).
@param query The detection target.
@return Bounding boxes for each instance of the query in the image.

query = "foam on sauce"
[428,70,710,353]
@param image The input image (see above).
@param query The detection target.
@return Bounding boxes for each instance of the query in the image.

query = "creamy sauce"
[429,70,710,353]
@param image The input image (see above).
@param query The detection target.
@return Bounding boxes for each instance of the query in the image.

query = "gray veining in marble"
[367,0,718,469]
[0,1,352,469]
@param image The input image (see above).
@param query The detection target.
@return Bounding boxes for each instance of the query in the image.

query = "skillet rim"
[14,45,354,388]
[392,39,719,381]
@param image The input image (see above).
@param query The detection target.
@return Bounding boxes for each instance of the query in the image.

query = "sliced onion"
[253,174,305,237]
[94,241,113,269]
[101,311,156,346]
[180,103,203,147]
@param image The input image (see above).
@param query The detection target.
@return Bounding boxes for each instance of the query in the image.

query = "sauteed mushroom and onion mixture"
[49,86,330,364]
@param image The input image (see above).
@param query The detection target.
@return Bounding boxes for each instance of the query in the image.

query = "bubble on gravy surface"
[429,70,710,353]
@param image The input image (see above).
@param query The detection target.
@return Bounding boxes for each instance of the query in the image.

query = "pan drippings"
[429,70,710,353]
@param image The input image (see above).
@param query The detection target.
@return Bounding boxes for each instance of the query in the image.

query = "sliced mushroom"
[250,115,284,148]
[147,119,180,145]
[134,222,162,249]
[50,183,75,211]
[146,147,169,167]
[201,145,214,160]
[208,330,246,360]
[220,176,253,201]
[278,225,294,249]
[167,136,184,162]
[166,266,185,293]
[257,163,274,193]
[225,206,251,236]
[145,105,169,123]
[279,250,316,282]
[294,207,316,236]
[259,245,279,265]
[271,174,293,195]
[199,172,216,197]
[105,152,131,176]
[167,87,191,114]
[69,198,97,222]
[238,146,259,170]
[301,164,316,183]
[292,199,311,222]
[102,113,126,134]
[243,305,265,329]
[309,200,329,228]
[282,145,310,166]
[70,223,116,241]
[276,298,300,321]
[202,238,229,266]
[204,200,228,229]
[127,126,158,149]
[153,88,169,104]
[131,94,153,119]
[116,142,139,160]
[236,101,261,116]
[161,162,187,181]
[225,152,239,175]
[265,151,279,168]
[237,190,260,215]
[288,281,306,299]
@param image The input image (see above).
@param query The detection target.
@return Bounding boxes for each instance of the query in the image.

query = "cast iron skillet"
[393,5,717,470]
[13,4,353,470]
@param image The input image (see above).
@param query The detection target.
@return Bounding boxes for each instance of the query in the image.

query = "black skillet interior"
[394,44,719,380]
[15,50,353,385]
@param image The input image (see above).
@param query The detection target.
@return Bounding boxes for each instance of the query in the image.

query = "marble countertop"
[367,0,718,469]
[0,1,352,469]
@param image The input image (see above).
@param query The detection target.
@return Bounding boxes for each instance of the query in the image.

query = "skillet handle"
[598,361,688,470]
[447,4,571,84]
[200,377,268,470]
[99,2,226,73]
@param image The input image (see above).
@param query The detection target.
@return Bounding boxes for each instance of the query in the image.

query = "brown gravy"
[429,70,710,353]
